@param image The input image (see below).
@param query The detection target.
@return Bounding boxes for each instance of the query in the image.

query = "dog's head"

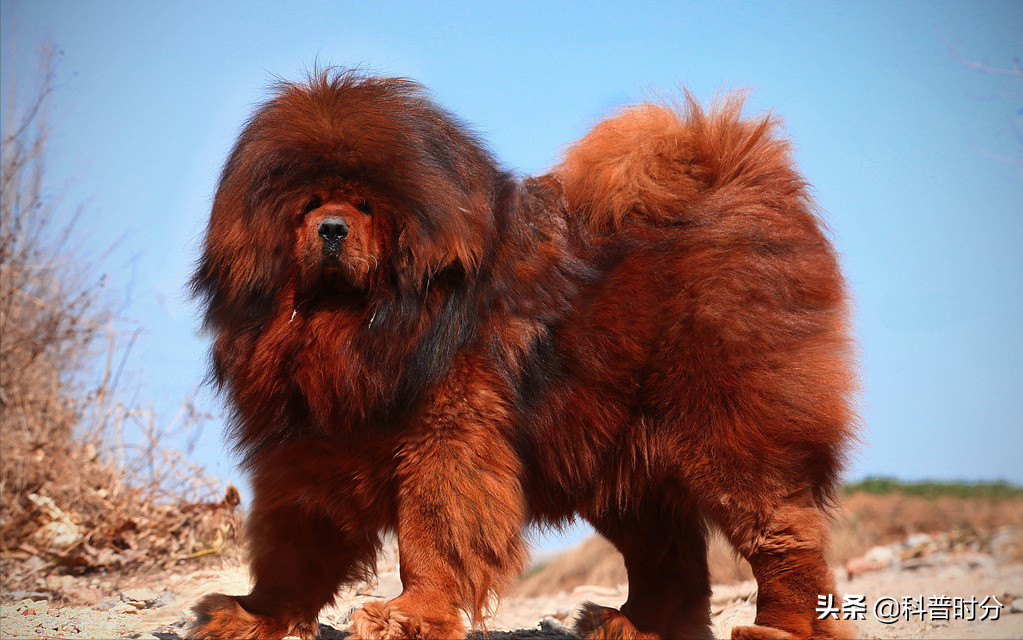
[192,69,502,329]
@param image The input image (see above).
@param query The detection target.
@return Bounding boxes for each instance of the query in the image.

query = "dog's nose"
[318,217,349,243]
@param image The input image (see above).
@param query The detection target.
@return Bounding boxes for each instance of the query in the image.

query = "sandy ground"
[2,540,1022,639]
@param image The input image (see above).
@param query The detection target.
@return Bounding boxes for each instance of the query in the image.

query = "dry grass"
[516,492,1023,596]
[1,43,240,595]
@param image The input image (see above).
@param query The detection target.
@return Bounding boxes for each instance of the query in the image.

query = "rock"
[540,616,573,634]
[19,599,47,615]
[866,544,898,565]
[990,527,1021,561]
[847,544,899,577]
[120,588,160,609]
[109,602,139,614]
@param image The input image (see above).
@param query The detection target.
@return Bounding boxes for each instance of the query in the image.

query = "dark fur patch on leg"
[189,593,317,640]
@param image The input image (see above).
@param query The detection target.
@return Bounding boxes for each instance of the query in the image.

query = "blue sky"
[3,2,1021,547]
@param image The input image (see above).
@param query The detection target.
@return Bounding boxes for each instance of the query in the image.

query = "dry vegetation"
[1,44,240,596]
[517,486,1023,597]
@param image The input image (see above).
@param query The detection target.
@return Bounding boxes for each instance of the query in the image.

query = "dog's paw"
[188,593,317,640]
[730,625,800,640]
[349,600,415,640]
[574,602,658,640]
[348,598,464,640]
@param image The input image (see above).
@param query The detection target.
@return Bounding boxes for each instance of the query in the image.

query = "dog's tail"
[552,90,809,232]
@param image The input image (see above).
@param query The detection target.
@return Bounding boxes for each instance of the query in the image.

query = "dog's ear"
[191,138,293,332]
[393,190,492,288]
[389,126,501,290]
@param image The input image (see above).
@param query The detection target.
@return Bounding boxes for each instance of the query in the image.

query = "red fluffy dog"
[189,70,856,640]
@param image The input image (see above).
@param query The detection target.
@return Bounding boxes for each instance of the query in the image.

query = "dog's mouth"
[322,241,344,261]
[299,228,378,297]
[313,258,370,295]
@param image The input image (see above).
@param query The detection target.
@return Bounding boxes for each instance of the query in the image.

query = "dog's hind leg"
[701,490,855,640]
[577,503,713,640]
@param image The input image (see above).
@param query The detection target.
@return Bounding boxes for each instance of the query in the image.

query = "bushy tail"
[552,90,807,232]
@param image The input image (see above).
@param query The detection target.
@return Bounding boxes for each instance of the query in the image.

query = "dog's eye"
[302,196,322,215]
[356,198,372,214]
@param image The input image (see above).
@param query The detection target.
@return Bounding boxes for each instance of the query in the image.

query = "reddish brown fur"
[189,70,857,640]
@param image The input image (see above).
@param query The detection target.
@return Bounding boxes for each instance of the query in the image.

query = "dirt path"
[3,543,1022,639]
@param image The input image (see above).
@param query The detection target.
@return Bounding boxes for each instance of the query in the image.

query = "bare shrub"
[1,42,239,594]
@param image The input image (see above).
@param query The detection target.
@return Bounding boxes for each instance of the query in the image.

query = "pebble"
[109,602,139,615]
[539,617,572,634]
[18,599,48,615]
[864,544,898,566]
[120,589,161,609]
[154,591,178,608]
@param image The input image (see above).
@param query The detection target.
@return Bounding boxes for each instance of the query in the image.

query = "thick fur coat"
[189,71,857,640]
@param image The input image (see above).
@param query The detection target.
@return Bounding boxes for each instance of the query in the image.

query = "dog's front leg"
[349,360,527,640]
[190,440,385,640]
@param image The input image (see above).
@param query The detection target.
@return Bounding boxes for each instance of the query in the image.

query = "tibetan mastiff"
[189,70,856,640]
